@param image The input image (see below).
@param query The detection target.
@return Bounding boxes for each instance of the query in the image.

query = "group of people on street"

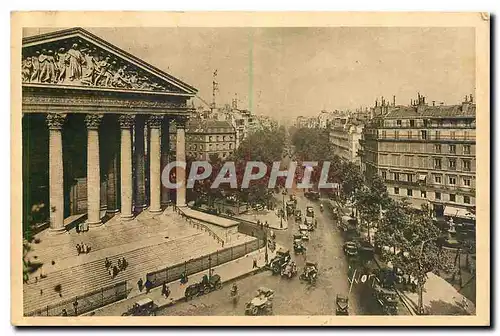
[137,277,153,294]
[76,243,91,255]
[105,257,128,279]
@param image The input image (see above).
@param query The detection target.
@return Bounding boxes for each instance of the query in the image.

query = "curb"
[154,267,268,312]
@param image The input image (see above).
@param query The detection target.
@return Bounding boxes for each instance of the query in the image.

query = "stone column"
[161,117,171,205]
[134,117,147,211]
[84,114,103,226]
[148,115,164,213]
[176,116,188,207]
[119,115,135,220]
[46,113,66,234]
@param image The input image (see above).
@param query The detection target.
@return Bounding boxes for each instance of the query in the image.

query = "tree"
[375,201,446,314]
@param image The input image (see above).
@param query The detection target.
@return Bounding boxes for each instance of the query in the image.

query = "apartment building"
[361,94,476,222]
[170,119,237,161]
[329,117,364,165]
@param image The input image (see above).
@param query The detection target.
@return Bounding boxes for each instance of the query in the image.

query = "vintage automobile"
[184,273,222,300]
[304,190,320,200]
[281,260,298,279]
[304,216,315,231]
[268,248,292,275]
[357,239,375,261]
[373,283,399,315]
[122,298,157,316]
[245,287,274,315]
[306,205,315,218]
[298,224,310,240]
[300,261,318,285]
[295,209,302,223]
[335,294,349,315]
[293,235,307,254]
[339,215,357,232]
[343,241,358,257]
[286,201,296,215]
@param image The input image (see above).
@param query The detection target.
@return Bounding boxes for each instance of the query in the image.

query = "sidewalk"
[85,244,279,316]
[236,210,289,231]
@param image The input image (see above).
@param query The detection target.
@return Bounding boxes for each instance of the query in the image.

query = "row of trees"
[185,126,288,207]
[290,126,465,314]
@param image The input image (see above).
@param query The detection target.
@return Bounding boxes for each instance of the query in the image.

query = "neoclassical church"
[22,28,197,235]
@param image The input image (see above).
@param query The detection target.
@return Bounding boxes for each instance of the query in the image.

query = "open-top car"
[304,216,315,231]
[184,273,222,300]
[293,235,307,254]
[268,248,292,274]
[336,294,349,315]
[306,206,314,218]
[298,224,310,240]
[300,261,318,285]
[122,298,157,316]
[305,190,320,200]
[245,287,274,315]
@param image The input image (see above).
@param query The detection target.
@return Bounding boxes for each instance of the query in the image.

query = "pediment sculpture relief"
[22,41,180,93]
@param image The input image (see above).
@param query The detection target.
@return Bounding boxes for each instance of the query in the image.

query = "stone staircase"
[23,208,255,315]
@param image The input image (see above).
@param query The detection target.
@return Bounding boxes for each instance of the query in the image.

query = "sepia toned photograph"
[10,12,490,326]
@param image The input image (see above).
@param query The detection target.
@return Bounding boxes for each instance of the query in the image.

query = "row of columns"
[45,112,187,234]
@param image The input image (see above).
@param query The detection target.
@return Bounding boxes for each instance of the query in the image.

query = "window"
[463,145,471,155]
[463,177,471,187]
[229,143,233,149]
[394,173,400,181]
[434,144,441,153]
[407,173,413,182]
[421,190,427,198]
[223,136,226,141]
[395,131,399,139]
[435,192,441,200]
[410,120,415,127]
[450,194,456,202]
[397,120,402,126]
[394,187,399,195]
[435,175,442,184]
[449,176,456,185]
[464,196,471,204]
[381,171,387,179]
[381,130,387,138]
[448,158,456,170]
[450,131,456,140]
[209,136,213,142]
[462,160,471,172]
[435,131,441,140]
[434,158,442,169]
[407,189,413,196]
[421,130,427,140]
[449,145,456,154]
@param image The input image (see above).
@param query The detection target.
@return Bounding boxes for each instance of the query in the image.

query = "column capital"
[175,115,189,129]
[46,113,67,130]
[118,114,136,129]
[84,114,104,130]
[147,114,164,129]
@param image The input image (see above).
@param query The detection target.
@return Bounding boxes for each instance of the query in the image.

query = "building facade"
[21,28,197,234]
[329,117,364,165]
[361,94,476,220]
[170,119,236,161]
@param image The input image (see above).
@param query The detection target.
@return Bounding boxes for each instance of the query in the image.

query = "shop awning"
[444,206,475,219]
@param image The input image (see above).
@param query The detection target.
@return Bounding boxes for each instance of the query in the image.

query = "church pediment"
[21,28,198,96]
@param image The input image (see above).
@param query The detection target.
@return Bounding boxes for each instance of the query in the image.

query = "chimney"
[432,101,435,106]
[393,95,396,106]
[470,94,473,103]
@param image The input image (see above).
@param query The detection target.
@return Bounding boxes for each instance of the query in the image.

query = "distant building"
[170,119,237,160]
[329,117,364,165]
[360,93,476,221]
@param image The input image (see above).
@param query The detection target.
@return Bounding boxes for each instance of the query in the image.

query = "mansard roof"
[22,27,198,96]
[381,104,476,119]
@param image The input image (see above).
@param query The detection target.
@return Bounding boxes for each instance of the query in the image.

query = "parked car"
[122,298,157,316]
[306,206,314,218]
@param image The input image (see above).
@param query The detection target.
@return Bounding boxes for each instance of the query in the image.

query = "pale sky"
[24,27,475,120]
